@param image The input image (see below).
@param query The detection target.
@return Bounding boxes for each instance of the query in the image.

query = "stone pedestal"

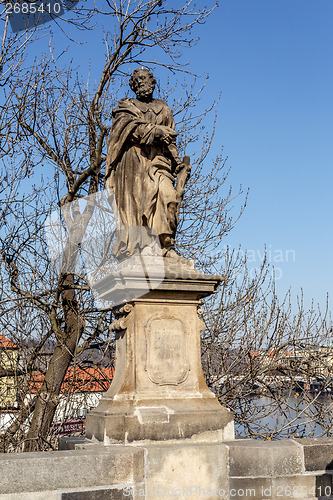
[86,259,234,445]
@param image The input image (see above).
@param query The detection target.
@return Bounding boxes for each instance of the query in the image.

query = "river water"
[235,393,333,439]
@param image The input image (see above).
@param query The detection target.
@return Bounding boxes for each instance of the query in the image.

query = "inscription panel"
[146,316,189,385]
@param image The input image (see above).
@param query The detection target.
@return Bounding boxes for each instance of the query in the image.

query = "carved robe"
[105,97,179,258]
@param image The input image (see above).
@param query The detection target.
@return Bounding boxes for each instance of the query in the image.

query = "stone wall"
[0,444,145,499]
[225,437,333,499]
[1,437,333,499]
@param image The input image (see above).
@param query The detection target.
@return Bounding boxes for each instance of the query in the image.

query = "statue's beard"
[135,84,155,100]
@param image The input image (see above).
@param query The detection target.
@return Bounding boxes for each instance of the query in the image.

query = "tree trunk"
[24,276,84,452]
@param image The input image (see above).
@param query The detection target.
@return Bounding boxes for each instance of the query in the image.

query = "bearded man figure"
[105,68,190,260]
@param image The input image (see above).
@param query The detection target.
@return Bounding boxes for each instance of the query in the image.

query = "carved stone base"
[85,262,234,444]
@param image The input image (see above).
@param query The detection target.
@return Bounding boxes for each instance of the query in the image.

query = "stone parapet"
[225,438,333,500]
[294,437,333,472]
[0,445,144,499]
[1,436,333,498]
[226,439,304,477]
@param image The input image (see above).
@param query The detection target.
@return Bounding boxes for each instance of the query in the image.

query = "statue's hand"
[174,155,191,176]
[154,125,177,145]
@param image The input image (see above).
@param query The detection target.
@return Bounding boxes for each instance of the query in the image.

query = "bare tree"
[0,0,219,451]
[0,0,331,453]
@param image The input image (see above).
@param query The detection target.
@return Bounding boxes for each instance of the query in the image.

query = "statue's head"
[129,68,156,101]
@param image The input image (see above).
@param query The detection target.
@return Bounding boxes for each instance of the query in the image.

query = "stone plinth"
[85,259,234,444]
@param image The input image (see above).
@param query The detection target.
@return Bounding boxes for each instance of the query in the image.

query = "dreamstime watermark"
[6,0,80,33]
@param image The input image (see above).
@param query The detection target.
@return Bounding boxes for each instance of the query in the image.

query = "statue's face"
[132,70,155,100]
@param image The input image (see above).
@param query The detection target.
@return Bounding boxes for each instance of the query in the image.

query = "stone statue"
[105,68,190,260]
[88,74,233,452]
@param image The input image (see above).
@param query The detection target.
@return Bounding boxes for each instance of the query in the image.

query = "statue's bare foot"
[141,246,154,256]
[164,248,179,259]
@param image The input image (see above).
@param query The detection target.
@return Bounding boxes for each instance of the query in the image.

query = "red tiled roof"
[29,366,114,394]
[0,333,18,349]
[250,350,294,358]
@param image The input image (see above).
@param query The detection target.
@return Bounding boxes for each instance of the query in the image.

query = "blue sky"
[185,0,333,314]
[13,0,333,315]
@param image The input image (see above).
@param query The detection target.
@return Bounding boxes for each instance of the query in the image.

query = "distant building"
[0,333,20,409]
[0,334,114,435]
[28,366,114,423]
[250,349,294,370]
[250,347,333,378]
